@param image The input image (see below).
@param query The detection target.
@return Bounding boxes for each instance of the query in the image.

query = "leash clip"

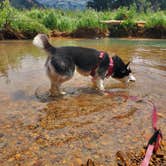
[147,129,162,153]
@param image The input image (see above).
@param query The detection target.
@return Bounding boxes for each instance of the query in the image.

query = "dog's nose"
[128,74,136,82]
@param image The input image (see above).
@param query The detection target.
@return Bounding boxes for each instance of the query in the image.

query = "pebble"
[0,142,7,148]
[116,151,129,165]
[15,153,21,160]
[0,133,4,138]
[75,158,83,165]
[86,159,95,166]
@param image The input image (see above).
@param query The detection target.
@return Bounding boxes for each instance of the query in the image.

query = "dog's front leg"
[97,78,105,91]
[92,77,105,91]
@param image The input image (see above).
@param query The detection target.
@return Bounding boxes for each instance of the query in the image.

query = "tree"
[87,0,110,11]
[87,0,166,11]
[0,0,16,30]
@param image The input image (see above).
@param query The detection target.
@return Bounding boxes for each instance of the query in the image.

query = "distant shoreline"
[0,3,166,40]
[0,26,166,40]
[50,27,166,39]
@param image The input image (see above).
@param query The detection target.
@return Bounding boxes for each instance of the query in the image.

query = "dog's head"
[112,55,136,82]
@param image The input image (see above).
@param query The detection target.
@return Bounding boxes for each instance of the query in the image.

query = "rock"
[156,153,164,158]
[15,153,21,160]
[0,142,7,148]
[75,158,83,165]
[157,112,165,118]
[33,160,43,166]
[87,159,95,166]
[116,151,129,166]
[0,133,4,138]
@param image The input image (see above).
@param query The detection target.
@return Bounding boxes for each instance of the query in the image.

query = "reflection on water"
[0,38,165,165]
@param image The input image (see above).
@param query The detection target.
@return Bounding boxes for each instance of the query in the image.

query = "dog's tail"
[33,34,51,49]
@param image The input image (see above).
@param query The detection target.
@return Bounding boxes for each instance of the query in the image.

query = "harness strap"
[90,51,105,77]
[99,51,105,58]
[105,57,114,78]
[90,51,114,78]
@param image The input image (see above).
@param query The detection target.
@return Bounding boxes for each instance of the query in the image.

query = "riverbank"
[0,1,166,40]
[0,25,166,40]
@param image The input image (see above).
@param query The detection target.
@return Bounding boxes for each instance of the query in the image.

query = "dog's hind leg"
[49,80,61,97]
[91,77,98,89]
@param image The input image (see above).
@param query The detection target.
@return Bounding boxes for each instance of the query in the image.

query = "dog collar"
[90,52,114,78]
[99,51,105,58]
[105,57,114,78]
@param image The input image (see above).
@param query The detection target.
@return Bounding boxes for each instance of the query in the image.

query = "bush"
[114,6,136,20]
[146,12,166,28]
[42,11,58,30]
[0,0,16,29]
[0,0,166,39]
[11,16,48,36]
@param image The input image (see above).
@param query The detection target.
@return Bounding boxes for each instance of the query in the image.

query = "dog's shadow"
[35,84,129,103]
[35,86,131,131]
[35,86,104,103]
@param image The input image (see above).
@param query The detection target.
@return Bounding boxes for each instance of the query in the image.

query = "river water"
[0,38,165,165]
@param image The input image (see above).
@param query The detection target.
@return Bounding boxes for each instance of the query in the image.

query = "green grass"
[0,0,166,38]
[146,11,166,28]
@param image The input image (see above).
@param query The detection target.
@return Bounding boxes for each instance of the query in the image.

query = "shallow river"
[0,38,165,165]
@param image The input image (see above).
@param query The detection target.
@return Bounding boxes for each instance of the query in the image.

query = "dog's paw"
[49,93,58,97]
[48,90,59,97]
[99,87,105,91]
[60,91,67,95]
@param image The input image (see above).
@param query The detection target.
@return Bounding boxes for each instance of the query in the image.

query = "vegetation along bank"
[0,0,166,39]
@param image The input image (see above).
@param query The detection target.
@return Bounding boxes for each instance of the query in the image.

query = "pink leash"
[106,92,163,166]
[129,96,162,166]
[140,101,162,166]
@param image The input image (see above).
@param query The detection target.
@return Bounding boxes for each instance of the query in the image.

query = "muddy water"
[0,38,165,165]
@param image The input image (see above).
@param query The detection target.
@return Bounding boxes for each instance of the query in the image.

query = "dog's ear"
[125,61,130,69]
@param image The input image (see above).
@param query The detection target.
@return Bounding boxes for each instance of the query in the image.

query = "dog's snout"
[128,73,136,82]
[129,79,136,82]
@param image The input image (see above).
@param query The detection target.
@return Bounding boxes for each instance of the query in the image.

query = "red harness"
[90,51,114,78]
[105,57,114,78]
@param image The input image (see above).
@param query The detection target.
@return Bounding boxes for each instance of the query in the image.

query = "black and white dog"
[33,34,136,96]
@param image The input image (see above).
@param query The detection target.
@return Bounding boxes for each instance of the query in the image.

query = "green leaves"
[0,0,16,29]
[146,12,166,28]
[0,0,165,38]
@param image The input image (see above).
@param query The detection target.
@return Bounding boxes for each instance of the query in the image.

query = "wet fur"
[33,34,134,96]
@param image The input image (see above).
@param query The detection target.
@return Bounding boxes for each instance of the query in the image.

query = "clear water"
[0,38,165,165]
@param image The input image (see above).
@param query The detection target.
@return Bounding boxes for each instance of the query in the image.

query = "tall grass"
[0,0,166,38]
[146,11,166,28]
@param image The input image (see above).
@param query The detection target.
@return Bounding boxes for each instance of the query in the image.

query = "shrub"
[114,6,136,20]
[146,12,166,28]
[0,0,16,29]
[11,14,48,36]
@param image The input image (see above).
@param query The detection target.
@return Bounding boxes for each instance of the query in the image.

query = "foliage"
[146,11,166,28]
[114,6,136,20]
[0,0,166,39]
[0,0,47,35]
[11,15,48,36]
[0,0,16,29]
[87,0,166,12]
